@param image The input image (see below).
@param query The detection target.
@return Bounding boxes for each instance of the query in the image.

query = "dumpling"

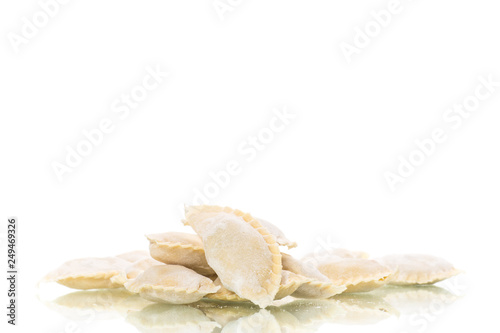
[281,253,346,299]
[303,248,369,262]
[115,250,150,263]
[124,265,220,304]
[43,257,131,290]
[146,232,215,276]
[111,257,163,285]
[124,257,164,280]
[257,218,297,249]
[183,205,282,308]
[329,248,369,259]
[317,258,392,293]
[205,278,248,302]
[376,254,461,285]
[275,270,309,300]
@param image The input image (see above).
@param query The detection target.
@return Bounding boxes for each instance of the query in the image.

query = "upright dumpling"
[124,265,220,304]
[147,232,215,276]
[257,218,297,249]
[376,254,461,285]
[43,257,131,290]
[317,258,392,293]
[183,205,282,308]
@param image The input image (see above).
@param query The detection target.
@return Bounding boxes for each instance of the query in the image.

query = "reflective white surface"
[40,278,465,333]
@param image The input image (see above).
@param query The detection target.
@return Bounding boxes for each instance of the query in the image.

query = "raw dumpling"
[111,257,163,285]
[317,258,392,293]
[44,257,131,290]
[183,205,282,308]
[303,248,369,262]
[115,250,150,263]
[146,232,215,276]
[376,254,461,285]
[124,257,164,280]
[205,277,248,302]
[124,265,220,304]
[275,270,309,300]
[281,253,346,299]
[257,218,297,249]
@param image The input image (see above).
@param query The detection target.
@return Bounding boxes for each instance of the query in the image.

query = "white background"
[1,0,499,332]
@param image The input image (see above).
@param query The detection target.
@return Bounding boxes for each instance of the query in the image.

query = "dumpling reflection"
[266,307,303,332]
[331,293,398,324]
[193,299,341,333]
[220,309,281,333]
[112,294,156,316]
[191,300,260,327]
[126,303,220,333]
[53,288,133,309]
[43,284,461,332]
[369,285,459,314]
[279,299,346,329]
[46,288,136,320]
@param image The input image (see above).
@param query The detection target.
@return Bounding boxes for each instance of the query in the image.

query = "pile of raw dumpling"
[43,205,462,308]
